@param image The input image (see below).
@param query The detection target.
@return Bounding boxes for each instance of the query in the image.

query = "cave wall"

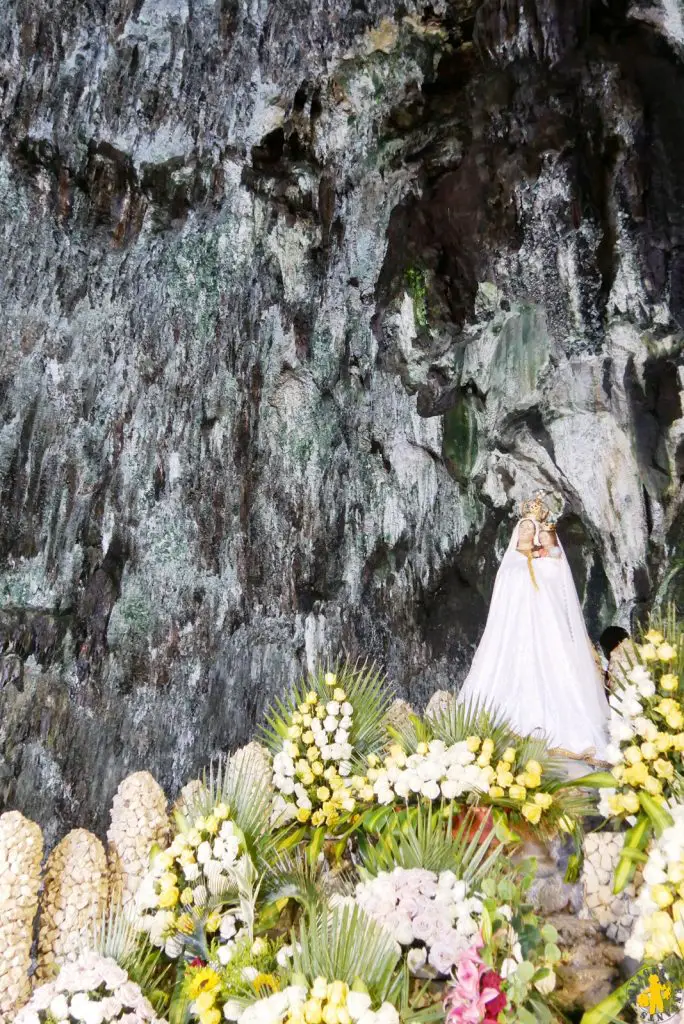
[1,0,684,841]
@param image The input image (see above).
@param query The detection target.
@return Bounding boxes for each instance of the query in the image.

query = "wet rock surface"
[1,0,684,837]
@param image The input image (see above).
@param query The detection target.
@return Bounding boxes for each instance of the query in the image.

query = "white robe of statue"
[457,519,611,762]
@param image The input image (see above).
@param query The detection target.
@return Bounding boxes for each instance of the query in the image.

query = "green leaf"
[544,942,561,963]
[540,924,558,942]
[515,961,536,984]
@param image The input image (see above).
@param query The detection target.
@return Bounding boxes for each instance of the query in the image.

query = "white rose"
[341,702,353,716]
[218,942,236,965]
[326,701,340,716]
[223,999,243,1019]
[196,841,213,864]
[324,716,338,733]
[406,947,428,974]
[347,993,372,1020]
[70,993,104,1024]
[49,995,70,1019]
[338,761,351,777]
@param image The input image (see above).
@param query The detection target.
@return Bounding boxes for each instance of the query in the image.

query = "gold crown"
[520,494,550,523]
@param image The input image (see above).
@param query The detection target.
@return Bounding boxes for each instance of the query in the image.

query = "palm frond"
[183,748,275,868]
[261,848,332,917]
[261,656,395,760]
[358,802,503,884]
[385,713,434,756]
[91,903,172,1012]
[428,695,518,754]
[292,903,403,1004]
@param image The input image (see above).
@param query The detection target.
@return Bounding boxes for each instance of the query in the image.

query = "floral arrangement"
[443,869,561,1024]
[264,663,392,836]
[183,933,289,1024]
[625,802,684,963]
[136,802,247,955]
[354,867,483,977]
[14,952,166,1024]
[235,978,400,1024]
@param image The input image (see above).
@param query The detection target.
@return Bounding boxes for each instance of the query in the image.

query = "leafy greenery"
[405,267,428,329]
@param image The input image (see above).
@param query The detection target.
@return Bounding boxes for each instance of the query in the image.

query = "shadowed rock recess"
[1,0,684,841]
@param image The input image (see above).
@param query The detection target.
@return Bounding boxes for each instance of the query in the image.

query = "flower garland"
[354,867,483,977]
[370,739,554,826]
[271,674,373,831]
[14,952,166,1024]
[598,630,682,823]
[625,803,684,963]
[136,802,246,955]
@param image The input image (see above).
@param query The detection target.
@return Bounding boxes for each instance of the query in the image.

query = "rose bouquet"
[14,952,167,1024]
[354,867,484,978]
[443,869,562,1024]
[625,801,684,963]
[263,661,392,844]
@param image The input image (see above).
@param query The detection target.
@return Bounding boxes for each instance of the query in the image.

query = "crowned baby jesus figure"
[457,495,611,767]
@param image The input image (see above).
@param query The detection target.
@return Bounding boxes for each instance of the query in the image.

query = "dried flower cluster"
[36,829,109,981]
[107,772,170,915]
[0,811,43,1019]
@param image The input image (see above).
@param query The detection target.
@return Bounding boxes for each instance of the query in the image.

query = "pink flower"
[444,937,503,1024]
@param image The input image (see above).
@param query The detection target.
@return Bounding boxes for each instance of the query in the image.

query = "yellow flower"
[302,771,315,786]
[289,726,302,740]
[155,851,175,871]
[180,887,194,905]
[661,673,679,692]
[651,885,674,908]
[623,762,649,787]
[306,691,318,704]
[205,815,220,835]
[489,786,505,799]
[317,786,331,801]
[298,703,310,715]
[324,672,337,686]
[179,849,197,868]
[206,910,221,932]
[293,712,303,724]
[477,752,493,768]
[669,864,684,886]
[508,785,527,802]
[324,766,337,781]
[312,810,326,827]
[194,991,216,1014]
[673,898,684,922]
[302,731,315,745]
[322,1006,339,1024]
[297,807,312,823]
[624,745,643,764]
[656,732,674,752]
[199,1010,221,1024]
[367,754,380,767]
[214,802,229,819]
[515,773,528,787]
[654,758,675,780]
[668,711,684,731]
[176,913,195,935]
[658,643,677,662]
[328,981,348,1006]
[640,742,657,761]
[521,803,542,824]
[317,706,327,719]
[312,979,328,1000]
[643,775,663,796]
[312,762,324,776]
[188,967,221,999]
[303,714,313,728]
[502,747,516,763]
[525,759,542,776]
[639,643,658,661]
[158,887,179,908]
[333,688,346,702]
[608,793,625,815]
[646,629,665,645]
[466,736,481,752]
[522,773,542,789]
[337,1009,351,1024]
[496,770,514,788]
[287,743,300,758]
[307,746,319,762]
[622,790,640,814]
[481,738,494,754]
[416,742,429,755]
[533,792,553,809]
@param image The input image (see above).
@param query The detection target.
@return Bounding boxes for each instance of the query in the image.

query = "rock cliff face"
[1,0,684,840]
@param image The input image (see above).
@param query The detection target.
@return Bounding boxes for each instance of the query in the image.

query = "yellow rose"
[158,887,179,908]
[623,762,649,787]
[654,758,675,780]
[302,771,315,786]
[523,773,542,789]
[305,1001,323,1024]
[646,629,665,645]
[337,1009,351,1024]
[312,979,329,1000]
[416,742,429,755]
[497,771,514,788]
[477,752,493,768]
[214,802,229,819]
[155,851,175,871]
[502,747,516,763]
[673,899,684,922]
[466,736,481,752]
[661,674,679,692]
[307,746,319,762]
[205,815,220,834]
[303,714,313,727]
[669,864,684,886]
[297,807,311,823]
[180,887,194,905]
[667,711,684,731]
[656,733,674,752]
[333,688,346,702]
[199,1011,221,1024]
[360,786,374,802]
[312,762,324,776]
[525,759,542,776]
[533,792,553,809]
[206,909,222,932]
[322,1006,339,1024]
[643,775,663,796]
[306,691,318,704]
[640,742,658,761]
[624,745,643,764]
[289,726,302,740]
[367,753,379,767]
[658,643,677,662]
[622,790,640,814]
[488,786,505,799]
[521,803,542,824]
[324,672,337,686]
[317,786,331,801]
[651,884,674,908]
[328,981,348,1006]
[302,731,315,745]
[317,706,326,719]
[611,764,625,781]
[639,643,658,661]
[312,810,326,827]
[508,784,527,802]
[608,793,625,815]
[287,743,300,758]
[292,712,303,724]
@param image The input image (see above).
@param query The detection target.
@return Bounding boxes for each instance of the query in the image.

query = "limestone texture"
[1,0,684,837]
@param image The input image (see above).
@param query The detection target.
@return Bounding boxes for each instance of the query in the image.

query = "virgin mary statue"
[457,495,611,765]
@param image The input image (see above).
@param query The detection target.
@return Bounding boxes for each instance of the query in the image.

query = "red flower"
[480,970,507,1017]
[189,957,205,968]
